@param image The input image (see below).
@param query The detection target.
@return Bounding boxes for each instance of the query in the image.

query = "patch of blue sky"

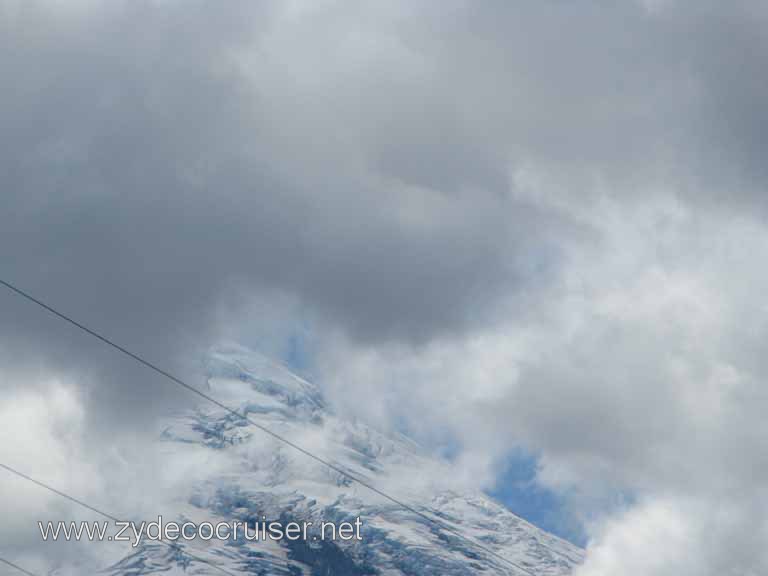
[488,448,588,547]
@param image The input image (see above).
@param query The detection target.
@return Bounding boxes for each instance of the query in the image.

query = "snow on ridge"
[205,344,324,412]
[123,345,584,575]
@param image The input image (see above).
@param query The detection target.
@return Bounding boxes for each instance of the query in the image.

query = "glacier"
[103,346,583,575]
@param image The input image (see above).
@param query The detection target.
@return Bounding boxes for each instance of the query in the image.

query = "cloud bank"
[3,0,768,573]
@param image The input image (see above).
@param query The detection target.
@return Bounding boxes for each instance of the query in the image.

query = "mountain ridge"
[107,346,583,575]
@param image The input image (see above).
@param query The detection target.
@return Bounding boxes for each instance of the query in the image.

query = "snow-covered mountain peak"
[121,347,583,575]
[204,345,325,414]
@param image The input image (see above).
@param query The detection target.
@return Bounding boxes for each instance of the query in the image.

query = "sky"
[2,0,768,574]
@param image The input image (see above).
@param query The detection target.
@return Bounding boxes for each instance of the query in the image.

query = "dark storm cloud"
[669,1,768,193]
[0,1,559,425]
[1,0,768,424]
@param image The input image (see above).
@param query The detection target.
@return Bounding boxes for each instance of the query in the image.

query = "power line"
[0,462,119,524]
[0,462,239,576]
[0,557,41,576]
[0,278,534,575]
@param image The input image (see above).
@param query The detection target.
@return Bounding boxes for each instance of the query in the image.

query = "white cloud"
[314,187,768,573]
[0,379,94,527]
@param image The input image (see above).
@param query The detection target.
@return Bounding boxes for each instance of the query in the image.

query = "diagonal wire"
[0,463,240,576]
[0,557,41,576]
[0,277,537,575]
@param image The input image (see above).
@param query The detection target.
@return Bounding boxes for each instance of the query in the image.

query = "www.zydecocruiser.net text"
[38,516,364,547]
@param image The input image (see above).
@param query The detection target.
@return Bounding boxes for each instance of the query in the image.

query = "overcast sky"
[2,0,768,574]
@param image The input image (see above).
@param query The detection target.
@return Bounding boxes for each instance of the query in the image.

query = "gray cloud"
[3,1,768,574]
[0,0,561,339]
[0,0,558,429]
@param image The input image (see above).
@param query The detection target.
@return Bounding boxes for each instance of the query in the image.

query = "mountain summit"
[108,346,583,575]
